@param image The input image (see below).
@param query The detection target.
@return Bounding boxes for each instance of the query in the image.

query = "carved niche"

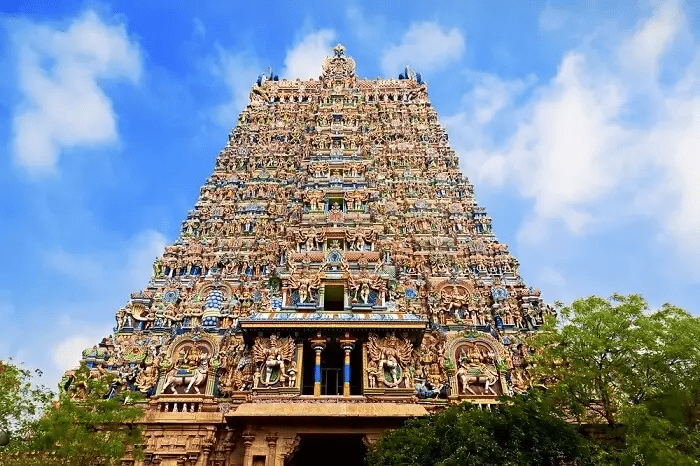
[449,337,505,398]
[252,335,299,390]
[365,333,414,389]
[159,334,217,395]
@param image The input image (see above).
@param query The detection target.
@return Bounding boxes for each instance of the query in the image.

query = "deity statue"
[306,190,325,211]
[218,335,254,395]
[348,271,384,306]
[413,331,447,389]
[366,333,413,388]
[161,344,211,394]
[252,335,297,387]
[345,226,376,251]
[454,341,500,396]
[297,226,326,252]
[288,270,321,305]
[327,201,343,226]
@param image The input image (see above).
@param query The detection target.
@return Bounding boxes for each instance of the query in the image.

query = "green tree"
[530,294,700,465]
[0,360,144,466]
[0,360,53,444]
[366,394,593,466]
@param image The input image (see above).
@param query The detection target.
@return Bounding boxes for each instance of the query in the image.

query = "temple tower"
[69,45,548,466]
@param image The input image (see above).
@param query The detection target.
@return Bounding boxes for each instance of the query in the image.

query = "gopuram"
[65,45,551,466]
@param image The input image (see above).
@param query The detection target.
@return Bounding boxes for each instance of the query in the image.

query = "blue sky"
[1,0,699,388]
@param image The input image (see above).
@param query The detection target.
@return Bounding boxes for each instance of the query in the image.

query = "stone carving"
[162,343,211,394]
[454,340,501,396]
[366,333,413,388]
[508,341,532,393]
[252,335,297,387]
[413,331,447,388]
[217,335,253,395]
[345,191,368,210]
[297,227,326,252]
[348,270,384,306]
[288,269,321,305]
[345,226,376,251]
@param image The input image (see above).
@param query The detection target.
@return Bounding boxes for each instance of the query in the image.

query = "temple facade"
[67,45,549,466]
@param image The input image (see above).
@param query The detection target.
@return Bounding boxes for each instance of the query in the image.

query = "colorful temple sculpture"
[66,44,551,466]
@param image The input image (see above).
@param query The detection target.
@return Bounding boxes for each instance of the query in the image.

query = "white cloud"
[45,229,167,292]
[534,266,570,301]
[653,80,700,274]
[345,7,384,44]
[211,46,261,128]
[53,335,97,373]
[282,29,336,80]
[618,0,683,80]
[49,313,114,381]
[502,52,630,236]
[448,1,700,276]
[10,10,142,176]
[443,71,534,150]
[38,229,166,381]
[381,21,465,76]
[192,17,206,39]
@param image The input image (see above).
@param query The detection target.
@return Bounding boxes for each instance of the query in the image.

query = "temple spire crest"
[321,43,356,81]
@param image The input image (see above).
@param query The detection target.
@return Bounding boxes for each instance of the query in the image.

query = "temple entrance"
[286,435,366,466]
[301,340,363,395]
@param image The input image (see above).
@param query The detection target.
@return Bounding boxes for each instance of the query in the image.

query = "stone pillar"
[242,433,255,466]
[265,434,277,466]
[309,332,328,397]
[200,431,215,466]
[338,332,357,397]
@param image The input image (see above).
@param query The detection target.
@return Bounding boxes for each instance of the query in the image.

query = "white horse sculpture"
[162,357,209,394]
[456,363,499,396]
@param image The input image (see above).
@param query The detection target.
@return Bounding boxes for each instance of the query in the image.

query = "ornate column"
[221,427,236,466]
[265,434,277,466]
[309,332,328,397]
[363,433,381,452]
[242,433,255,466]
[200,431,215,466]
[318,285,325,308]
[338,332,357,397]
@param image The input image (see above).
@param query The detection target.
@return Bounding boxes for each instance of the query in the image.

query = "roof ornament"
[399,64,422,84]
[321,44,355,79]
[256,66,278,86]
[332,43,346,58]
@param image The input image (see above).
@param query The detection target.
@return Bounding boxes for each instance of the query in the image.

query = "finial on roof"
[333,43,346,58]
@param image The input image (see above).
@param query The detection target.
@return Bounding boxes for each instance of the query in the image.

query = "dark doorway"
[286,435,366,466]
[324,285,344,311]
[301,340,363,395]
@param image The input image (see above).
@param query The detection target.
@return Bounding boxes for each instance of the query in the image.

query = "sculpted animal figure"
[456,363,498,396]
[162,356,209,394]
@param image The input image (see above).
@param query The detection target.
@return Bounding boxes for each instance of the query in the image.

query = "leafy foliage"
[530,294,700,464]
[0,360,144,466]
[0,360,53,445]
[369,294,700,466]
[366,394,593,466]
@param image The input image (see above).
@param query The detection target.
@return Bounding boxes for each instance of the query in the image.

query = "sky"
[1,0,699,389]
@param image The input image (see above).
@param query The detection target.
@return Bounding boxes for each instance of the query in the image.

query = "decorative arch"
[447,335,507,399]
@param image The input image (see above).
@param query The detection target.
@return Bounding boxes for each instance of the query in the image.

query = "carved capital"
[338,332,357,352]
[309,332,329,352]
